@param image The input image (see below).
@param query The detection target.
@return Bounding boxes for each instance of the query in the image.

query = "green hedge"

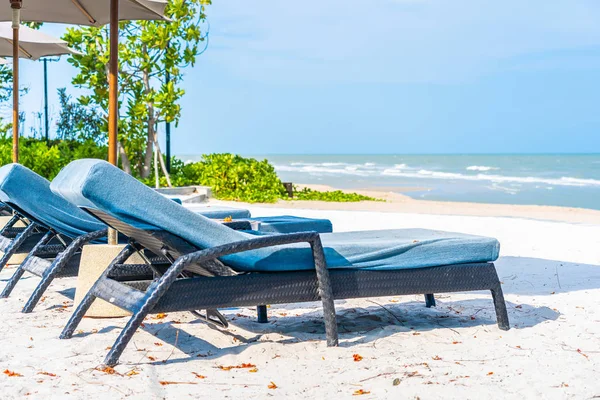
[1,138,381,203]
[0,137,106,180]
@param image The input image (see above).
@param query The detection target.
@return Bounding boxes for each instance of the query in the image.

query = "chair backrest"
[51,159,251,252]
[0,164,106,238]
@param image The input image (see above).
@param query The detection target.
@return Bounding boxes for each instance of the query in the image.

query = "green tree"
[62,0,210,179]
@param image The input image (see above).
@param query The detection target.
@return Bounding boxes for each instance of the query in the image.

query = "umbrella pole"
[107,0,119,245]
[11,1,21,163]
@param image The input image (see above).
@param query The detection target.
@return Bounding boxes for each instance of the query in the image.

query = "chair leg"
[0,265,26,298]
[103,305,151,367]
[491,284,510,331]
[1,230,54,299]
[59,291,97,339]
[0,223,39,273]
[425,294,436,308]
[22,267,62,313]
[311,237,338,347]
[257,305,268,323]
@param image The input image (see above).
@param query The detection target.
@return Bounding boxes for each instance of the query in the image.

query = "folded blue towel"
[52,159,500,272]
[0,163,106,237]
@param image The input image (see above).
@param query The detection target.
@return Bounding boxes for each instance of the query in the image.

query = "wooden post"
[108,0,118,166]
[10,0,21,163]
[107,0,119,245]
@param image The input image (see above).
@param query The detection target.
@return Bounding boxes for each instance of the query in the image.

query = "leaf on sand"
[147,356,157,361]
[577,349,589,359]
[432,356,442,361]
[192,372,206,379]
[353,354,363,362]
[153,313,167,320]
[3,369,22,377]
[487,372,494,376]
[125,370,139,376]
[218,363,256,371]
[392,378,401,386]
[268,381,278,389]
[353,389,371,396]
[154,342,163,347]
[248,368,258,373]
[97,366,117,375]
[159,381,197,386]
[38,372,57,377]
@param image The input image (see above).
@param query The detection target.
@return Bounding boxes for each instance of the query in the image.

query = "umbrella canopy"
[0,22,75,59]
[0,0,167,26]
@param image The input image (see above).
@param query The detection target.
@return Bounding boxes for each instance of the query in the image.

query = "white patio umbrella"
[0,22,75,59]
[0,0,167,164]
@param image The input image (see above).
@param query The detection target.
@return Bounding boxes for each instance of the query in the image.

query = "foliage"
[290,187,381,202]
[56,88,106,145]
[62,0,211,178]
[144,153,287,203]
[0,137,106,180]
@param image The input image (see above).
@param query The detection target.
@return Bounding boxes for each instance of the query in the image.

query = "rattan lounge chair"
[0,165,332,312]
[52,160,510,367]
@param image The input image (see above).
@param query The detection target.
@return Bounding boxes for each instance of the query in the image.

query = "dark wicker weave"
[60,209,510,367]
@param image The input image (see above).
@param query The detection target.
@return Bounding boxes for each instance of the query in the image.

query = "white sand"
[1,204,599,399]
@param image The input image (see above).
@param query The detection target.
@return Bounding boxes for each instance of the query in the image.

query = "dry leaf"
[268,381,278,389]
[353,389,371,396]
[392,378,401,386]
[353,354,363,362]
[248,368,258,373]
[147,356,157,362]
[223,216,233,222]
[159,381,197,386]
[487,372,494,376]
[125,370,139,377]
[154,313,167,320]
[452,341,462,345]
[577,349,589,359]
[218,363,256,371]
[98,366,117,375]
[154,342,163,346]
[192,372,206,379]
[38,372,57,377]
[432,356,443,361]
[3,370,22,377]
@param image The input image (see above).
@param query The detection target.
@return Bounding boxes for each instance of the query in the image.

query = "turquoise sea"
[181,154,600,210]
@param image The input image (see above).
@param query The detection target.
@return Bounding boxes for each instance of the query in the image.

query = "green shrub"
[181,153,287,203]
[0,137,106,180]
[291,187,381,202]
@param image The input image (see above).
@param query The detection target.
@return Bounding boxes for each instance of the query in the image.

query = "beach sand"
[0,198,599,399]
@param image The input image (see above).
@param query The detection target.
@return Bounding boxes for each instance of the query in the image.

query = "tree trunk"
[118,141,132,175]
[152,130,172,188]
[139,46,155,179]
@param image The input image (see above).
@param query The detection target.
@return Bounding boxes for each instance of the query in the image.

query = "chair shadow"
[138,295,557,367]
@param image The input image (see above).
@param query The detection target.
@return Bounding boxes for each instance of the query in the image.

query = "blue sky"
[12,0,600,154]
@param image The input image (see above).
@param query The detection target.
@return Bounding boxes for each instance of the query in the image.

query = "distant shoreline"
[213,182,600,225]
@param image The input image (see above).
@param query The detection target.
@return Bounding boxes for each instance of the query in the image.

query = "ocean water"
[180,154,600,210]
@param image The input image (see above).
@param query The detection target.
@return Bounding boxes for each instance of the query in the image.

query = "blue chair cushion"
[187,205,251,220]
[0,164,106,238]
[51,159,500,272]
[251,215,332,234]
